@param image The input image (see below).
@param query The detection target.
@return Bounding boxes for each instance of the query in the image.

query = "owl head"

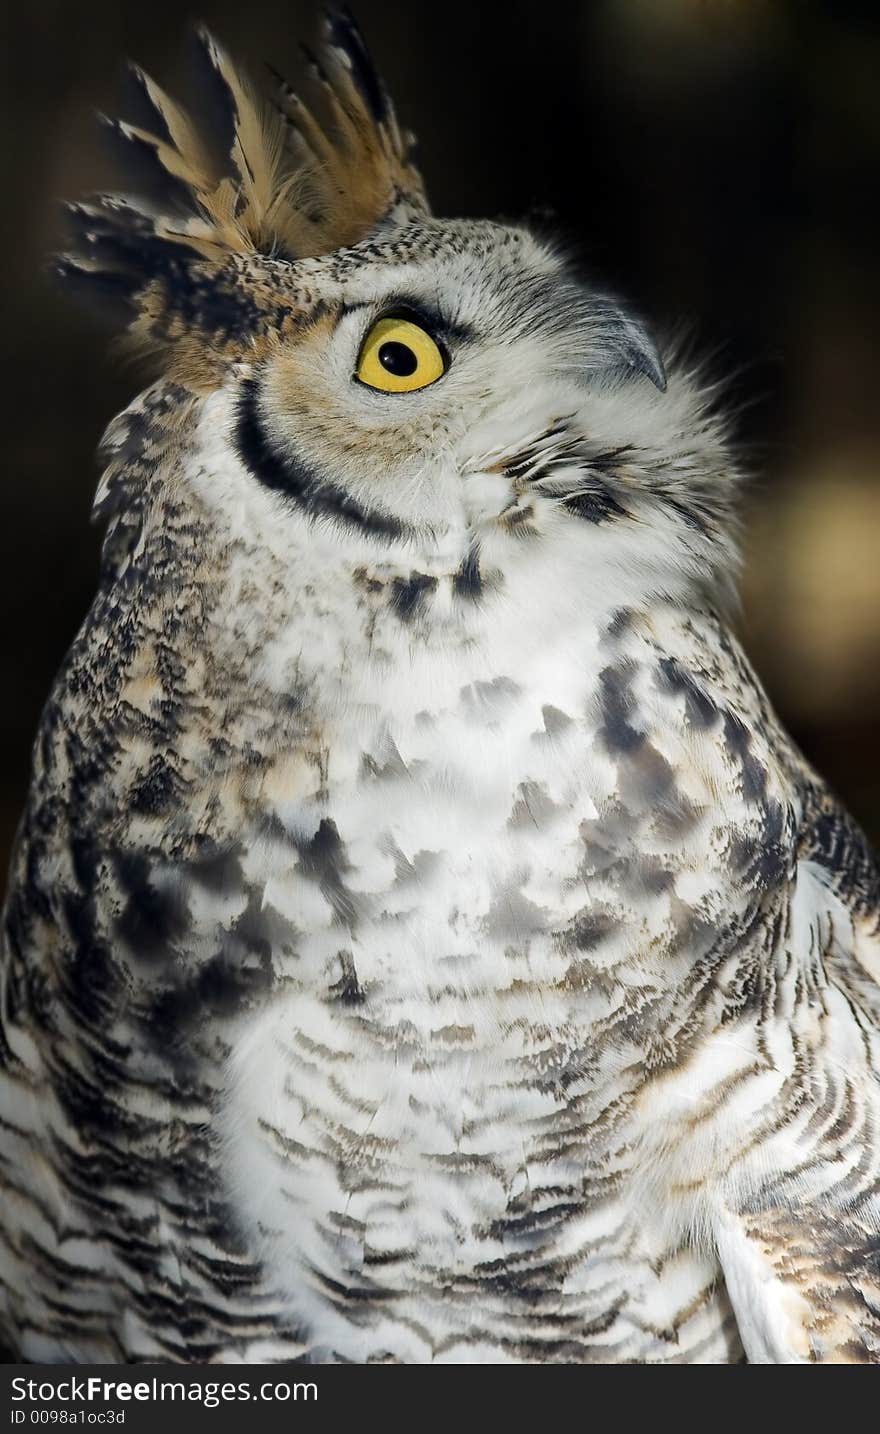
[61,11,740,666]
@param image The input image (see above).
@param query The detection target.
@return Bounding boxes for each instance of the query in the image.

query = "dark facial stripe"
[235,378,406,541]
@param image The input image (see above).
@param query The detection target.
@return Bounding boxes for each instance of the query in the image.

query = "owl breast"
[216,626,746,1363]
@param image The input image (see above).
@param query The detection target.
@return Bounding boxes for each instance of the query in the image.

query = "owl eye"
[355,316,447,393]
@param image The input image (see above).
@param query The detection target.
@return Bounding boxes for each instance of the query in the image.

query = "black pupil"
[378,341,418,377]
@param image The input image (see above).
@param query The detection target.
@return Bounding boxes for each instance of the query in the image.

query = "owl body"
[2,15,879,1363]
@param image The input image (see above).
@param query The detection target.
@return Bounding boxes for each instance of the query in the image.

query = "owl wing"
[796,777,880,1022]
[0,373,315,1360]
[714,774,880,1363]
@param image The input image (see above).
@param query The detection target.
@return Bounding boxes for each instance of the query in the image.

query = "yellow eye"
[356,316,446,393]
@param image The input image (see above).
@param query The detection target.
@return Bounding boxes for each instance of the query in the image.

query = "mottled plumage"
[1,13,879,1364]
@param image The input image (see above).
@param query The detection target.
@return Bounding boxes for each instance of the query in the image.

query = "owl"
[1,10,879,1366]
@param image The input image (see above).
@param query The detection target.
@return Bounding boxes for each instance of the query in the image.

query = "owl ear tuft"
[56,12,429,346]
[267,7,429,247]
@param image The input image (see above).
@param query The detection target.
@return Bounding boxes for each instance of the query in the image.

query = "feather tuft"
[59,11,429,342]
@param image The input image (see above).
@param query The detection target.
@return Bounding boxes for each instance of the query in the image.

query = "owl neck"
[220,508,719,736]
[78,439,731,836]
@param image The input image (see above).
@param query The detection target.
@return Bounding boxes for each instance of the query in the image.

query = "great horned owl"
[1,11,878,1366]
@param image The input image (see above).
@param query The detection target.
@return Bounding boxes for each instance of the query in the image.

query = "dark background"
[2,0,880,877]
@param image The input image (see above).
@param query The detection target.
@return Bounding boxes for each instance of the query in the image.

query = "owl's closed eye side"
[1,10,879,1365]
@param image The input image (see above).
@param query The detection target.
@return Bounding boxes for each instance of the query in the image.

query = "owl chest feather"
[4,550,784,1361]
[212,593,776,1360]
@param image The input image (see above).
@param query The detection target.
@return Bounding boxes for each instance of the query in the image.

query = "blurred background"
[2,0,879,877]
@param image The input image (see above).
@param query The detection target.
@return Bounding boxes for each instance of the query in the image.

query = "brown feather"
[59,10,429,317]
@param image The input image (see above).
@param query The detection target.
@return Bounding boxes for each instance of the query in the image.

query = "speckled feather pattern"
[1,13,879,1364]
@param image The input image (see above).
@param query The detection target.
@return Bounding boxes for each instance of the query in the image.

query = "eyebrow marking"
[338,296,474,347]
[338,300,373,319]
